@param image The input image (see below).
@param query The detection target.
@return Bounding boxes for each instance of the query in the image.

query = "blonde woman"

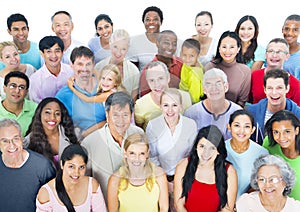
[107,133,169,212]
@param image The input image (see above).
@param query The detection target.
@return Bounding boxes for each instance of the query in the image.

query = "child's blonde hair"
[98,64,127,94]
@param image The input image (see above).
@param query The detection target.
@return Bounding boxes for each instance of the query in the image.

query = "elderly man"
[81,91,144,202]
[0,118,55,211]
[250,38,300,105]
[56,46,106,140]
[0,71,37,136]
[134,61,191,130]
[184,68,242,140]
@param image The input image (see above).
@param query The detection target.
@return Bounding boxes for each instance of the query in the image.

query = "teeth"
[149,26,155,29]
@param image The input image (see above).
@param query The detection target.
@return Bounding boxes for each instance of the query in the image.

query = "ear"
[60,161,63,170]
[227,123,231,132]
[286,84,290,93]
[295,127,299,135]
[251,126,256,134]
[224,82,229,93]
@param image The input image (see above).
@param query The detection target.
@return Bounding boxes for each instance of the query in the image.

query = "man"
[0,118,55,211]
[0,71,37,136]
[81,91,144,202]
[135,61,191,130]
[29,36,74,103]
[56,46,106,140]
[282,14,300,80]
[139,30,183,97]
[0,13,42,70]
[51,10,85,65]
[127,6,163,72]
[246,68,300,144]
[250,38,300,105]
[184,68,242,140]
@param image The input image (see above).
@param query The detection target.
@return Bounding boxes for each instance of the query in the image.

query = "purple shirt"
[29,63,74,103]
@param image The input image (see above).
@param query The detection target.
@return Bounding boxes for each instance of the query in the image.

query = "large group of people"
[1,5,300,212]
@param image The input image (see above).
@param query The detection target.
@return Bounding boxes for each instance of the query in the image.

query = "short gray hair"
[203,68,228,84]
[250,154,295,196]
[145,61,170,80]
[0,118,22,136]
[105,91,134,114]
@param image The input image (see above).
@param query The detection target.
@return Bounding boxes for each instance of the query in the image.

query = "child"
[68,64,127,103]
[179,38,204,103]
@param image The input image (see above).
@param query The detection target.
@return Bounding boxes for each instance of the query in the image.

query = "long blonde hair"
[119,133,156,192]
[97,64,126,94]
[0,41,18,59]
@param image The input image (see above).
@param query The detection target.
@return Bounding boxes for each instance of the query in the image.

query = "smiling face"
[96,19,113,41]
[228,114,255,143]
[271,120,298,150]
[0,125,23,161]
[146,65,169,96]
[8,21,29,44]
[282,20,300,45]
[180,46,199,67]
[124,143,149,169]
[99,68,117,92]
[197,137,218,165]
[0,45,21,69]
[62,155,86,184]
[41,101,62,132]
[41,43,63,70]
[143,11,161,33]
[195,14,213,38]
[51,13,73,43]
[266,42,289,69]
[110,38,128,64]
[157,32,177,58]
[3,77,28,104]
[264,78,289,109]
[203,76,228,101]
[219,36,240,63]
[257,165,286,199]
[106,104,132,136]
[160,92,182,124]
[238,20,255,43]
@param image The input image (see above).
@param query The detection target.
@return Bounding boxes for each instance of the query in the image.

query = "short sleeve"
[36,198,53,212]
[91,186,107,212]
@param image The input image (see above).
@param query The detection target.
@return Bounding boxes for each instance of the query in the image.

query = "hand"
[67,77,75,89]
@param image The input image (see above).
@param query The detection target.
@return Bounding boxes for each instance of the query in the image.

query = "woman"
[88,14,113,64]
[0,41,36,99]
[204,31,251,107]
[25,97,79,170]
[146,88,197,211]
[36,144,107,211]
[236,154,300,211]
[95,29,140,101]
[263,110,300,200]
[226,109,268,198]
[192,11,218,66]
[107,133,169,212]
[174,125,237,212]
[235,15,266,71]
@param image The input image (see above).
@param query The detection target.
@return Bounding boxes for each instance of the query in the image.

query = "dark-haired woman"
[174,125,237,212]
[88,14,113,64]
[36,144,107,211]
[204,31,251,107]
[234,15,265,71]
[24,97,79,170]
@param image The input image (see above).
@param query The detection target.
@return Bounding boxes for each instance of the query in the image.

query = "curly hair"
[27,97,78,164]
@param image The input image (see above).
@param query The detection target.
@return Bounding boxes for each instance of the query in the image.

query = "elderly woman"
[236,154,300,211]
[0,118,55,211]
[95,29,140,101]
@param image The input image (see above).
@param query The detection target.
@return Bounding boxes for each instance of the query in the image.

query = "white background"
[0,0,299,48]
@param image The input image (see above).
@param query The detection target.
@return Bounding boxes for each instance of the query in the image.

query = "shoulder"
[37,184,50,204]
[91,177,100,193]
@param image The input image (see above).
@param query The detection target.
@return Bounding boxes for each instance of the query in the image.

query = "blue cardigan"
[246,98,300,144]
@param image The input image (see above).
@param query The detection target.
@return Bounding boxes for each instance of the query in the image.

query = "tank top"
[184,163,230,212]
[118,182,160,212]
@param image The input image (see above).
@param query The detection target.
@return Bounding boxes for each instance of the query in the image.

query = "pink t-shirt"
[36,177,107,212]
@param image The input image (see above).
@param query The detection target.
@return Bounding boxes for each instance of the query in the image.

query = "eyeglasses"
[0,136,22,145]
[204,81,224,89]
[7,83,27,90]
[257,176,283,184]
[266,50,288,56]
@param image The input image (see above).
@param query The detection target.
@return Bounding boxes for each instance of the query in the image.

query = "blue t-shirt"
[56,83,106,132]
